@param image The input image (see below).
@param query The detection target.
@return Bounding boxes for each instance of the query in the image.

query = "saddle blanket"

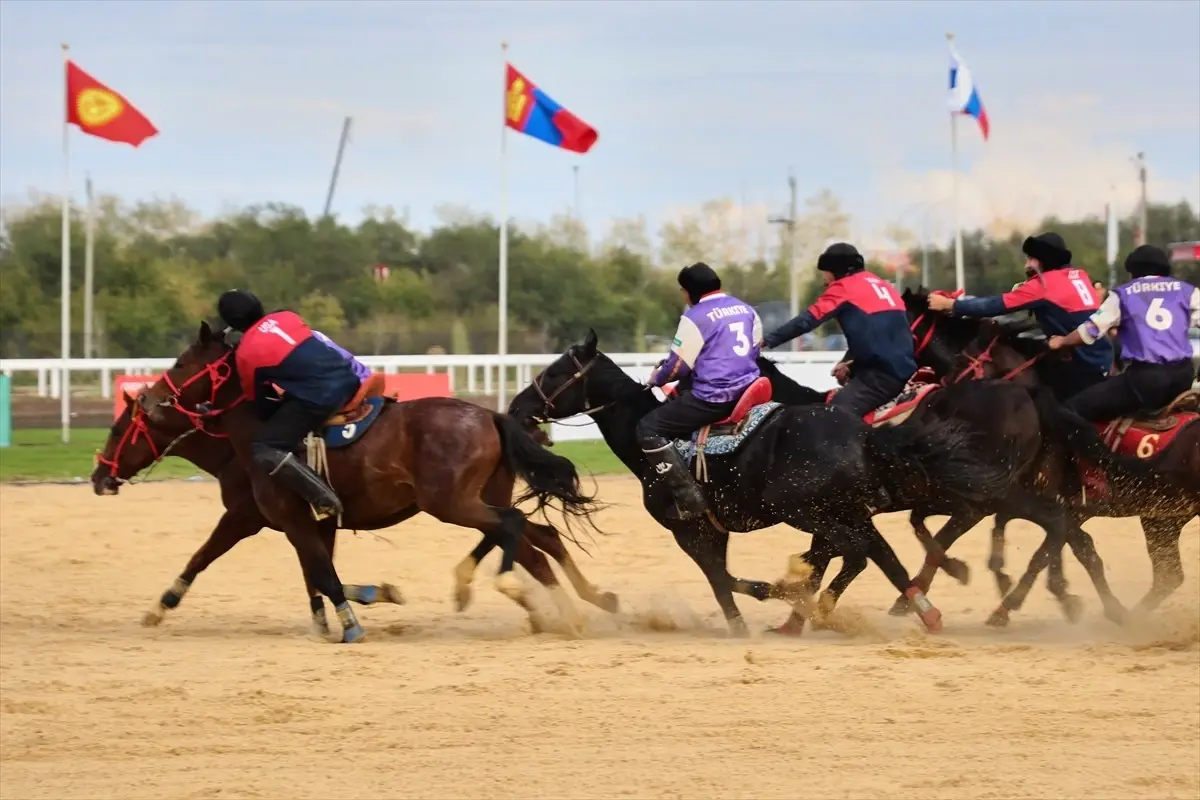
[321,396,387,449]
[673,402,783,463]
[863,383,940,427]
[1096,412,1198,460]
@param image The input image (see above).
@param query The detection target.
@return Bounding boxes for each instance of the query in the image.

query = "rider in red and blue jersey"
[218,289,360,516]
[927,232,1113,400]
[764,243,917,417]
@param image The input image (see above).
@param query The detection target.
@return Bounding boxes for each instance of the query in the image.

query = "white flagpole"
[84,172,95,359]
[947,32,965,293]
[497,41,510,412]
[60,43,72,444]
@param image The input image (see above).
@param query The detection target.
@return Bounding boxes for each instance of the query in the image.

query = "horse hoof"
[765,620,806,637]
[985,607,1010,628]
[887,596,910,617]
[919,607,943,634]
[1060,594,1085,624]
[312,619,332,639]
[142,606,166,627]
[1104,604,1128,626]
[494,571,525,601]
[597,591,620,615]
[381,583,405,605]
[943,558,971,585]
[341,624,367,644]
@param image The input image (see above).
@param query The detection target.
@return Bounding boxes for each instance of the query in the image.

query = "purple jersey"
[648,292,763,403]
[1080,277,1200,364]
[312,330,373,383]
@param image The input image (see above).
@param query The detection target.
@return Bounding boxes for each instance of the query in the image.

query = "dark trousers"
[252,397,337,465]
[1067,359,1196,422]
[829,368,909,418]
[636,390,735,447]
[1036,357,1107,403]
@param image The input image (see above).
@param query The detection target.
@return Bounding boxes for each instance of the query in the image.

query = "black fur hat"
[816,242,865,278]
[678,262,722,305]
[217,289,265,332]
[1021,232,1072,270]
[1124,244,1173,278]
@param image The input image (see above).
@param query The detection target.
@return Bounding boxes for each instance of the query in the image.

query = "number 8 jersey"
[1081,276,1200,364]
[653,291,763,404]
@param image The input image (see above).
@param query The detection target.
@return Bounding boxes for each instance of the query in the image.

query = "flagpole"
[497,40,510,412]
[60,42,72,444]
[84,172,95,359]
[947,32,965,293]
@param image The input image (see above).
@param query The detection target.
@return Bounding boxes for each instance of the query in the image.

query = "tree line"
[1,190,1196,359]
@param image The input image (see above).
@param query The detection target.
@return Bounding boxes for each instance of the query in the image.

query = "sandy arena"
[1,478,1197,799]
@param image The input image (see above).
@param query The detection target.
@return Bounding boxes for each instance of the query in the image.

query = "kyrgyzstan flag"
[66,60,158,147]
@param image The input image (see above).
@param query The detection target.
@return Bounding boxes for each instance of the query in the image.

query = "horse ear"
[582,328,598,355]
[199,320,213,344]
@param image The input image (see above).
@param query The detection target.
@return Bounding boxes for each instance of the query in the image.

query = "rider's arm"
[1076,291,1122,345]
[1190,286,1200,329]
[647,315,702,387]
[953,280,1047,318]
[764,285,846,349]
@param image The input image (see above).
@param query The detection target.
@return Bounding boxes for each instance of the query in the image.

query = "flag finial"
[945,32,955,42]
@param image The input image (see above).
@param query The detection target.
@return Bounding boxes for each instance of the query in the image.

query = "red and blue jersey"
[235,311,360,409]
[952,268,1114,374]
[764,271,917,381]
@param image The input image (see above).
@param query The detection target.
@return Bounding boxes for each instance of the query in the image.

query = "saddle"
[694,377,774,443]
[326,373,387,427]
[1131,388,1199,423]
[1096,389,1200,460]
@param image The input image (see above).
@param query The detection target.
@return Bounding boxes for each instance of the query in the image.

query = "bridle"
[94,403,200,485]
[529,350,598,423]
[907,290,1043,385]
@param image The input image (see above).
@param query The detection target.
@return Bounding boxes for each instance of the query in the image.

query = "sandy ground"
[0,478,1197,800]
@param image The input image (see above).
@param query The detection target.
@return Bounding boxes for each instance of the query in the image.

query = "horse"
[135,321,610,643]
[754,356,1118,628]
[507,329,1007,636]
[91,389,617,637]
[903,286,1200,619]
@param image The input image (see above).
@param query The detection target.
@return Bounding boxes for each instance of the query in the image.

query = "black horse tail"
[492,413,607,546]
[864,417,1007,507]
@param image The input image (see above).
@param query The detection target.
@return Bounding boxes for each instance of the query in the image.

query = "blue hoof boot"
[341,624,367,644]
[355,585,379,605]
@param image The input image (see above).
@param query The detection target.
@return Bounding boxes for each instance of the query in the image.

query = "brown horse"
[903,287,1199,621]
[91,391,616,637]
[134,322,612,642]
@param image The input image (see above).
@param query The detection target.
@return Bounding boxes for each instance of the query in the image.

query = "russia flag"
[948,42,990,141]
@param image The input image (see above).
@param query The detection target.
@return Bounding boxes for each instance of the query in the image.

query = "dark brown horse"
[903,287,1199,621]
[91,390,616,637]
[134,322,611,642]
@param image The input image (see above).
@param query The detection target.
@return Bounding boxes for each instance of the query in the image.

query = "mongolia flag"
[505,63,597,154]
[947,43,989,141]
[66,60,158,147]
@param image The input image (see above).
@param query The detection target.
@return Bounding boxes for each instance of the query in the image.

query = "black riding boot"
[641,437,707,521]
[262,450,344,517]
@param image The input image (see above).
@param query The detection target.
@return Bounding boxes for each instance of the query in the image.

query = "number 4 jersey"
[653,292,763,404]
[1080,276,1200,364]
[235,310,361,408]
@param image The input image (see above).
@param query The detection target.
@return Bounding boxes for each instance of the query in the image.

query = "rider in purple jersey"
[639,262,763,520]
[1049,245,1200,421]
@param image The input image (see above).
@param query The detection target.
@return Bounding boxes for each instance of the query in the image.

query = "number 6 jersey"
[1079,276,1200,364]
[650,291,763,404]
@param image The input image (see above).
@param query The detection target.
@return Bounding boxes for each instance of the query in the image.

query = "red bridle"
[908,289,1042,385]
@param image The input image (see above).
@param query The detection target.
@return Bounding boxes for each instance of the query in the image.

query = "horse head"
[138,321,241,426]
[91,391,186,495]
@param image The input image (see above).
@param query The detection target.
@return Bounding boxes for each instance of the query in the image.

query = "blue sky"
[2,0,1198,251]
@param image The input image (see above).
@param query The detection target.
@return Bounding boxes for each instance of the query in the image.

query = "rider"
[638,262,762,520]
[1047,244,1200,422]
[927,232,1113,400]
[217,289,361,517]
[763,242,916,417]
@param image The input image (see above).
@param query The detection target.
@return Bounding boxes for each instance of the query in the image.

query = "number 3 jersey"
[652,292,763,404]
[953,267,1113,374]
[1079,276,1200,364]
[235,310,361,408]
[765,271,916,382]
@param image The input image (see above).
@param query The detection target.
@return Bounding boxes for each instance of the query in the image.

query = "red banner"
[112,374,162,419]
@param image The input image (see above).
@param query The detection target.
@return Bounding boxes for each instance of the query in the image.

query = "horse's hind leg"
[143,505,263,628]
[909,508,973,586]
[887,511,981,617]
[767,537,840,637]
[989,512,1015,596]
[1136,516,1188,614]
[855,519,942,632]
[525,521,620,614]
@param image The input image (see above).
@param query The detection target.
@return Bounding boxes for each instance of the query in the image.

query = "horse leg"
[985,517,1068,627]
[767,536,840,636]
[988,512,1015,596]
[314,526,404,614]
[808,553,869,633]
[283,519,364,643]
[1061,522,1126,624]
[908,508,972,586]
[887,511,982,617]
[1135,516,1188,614]
[671,521,748,637]
[524,521,620,614]
[143,504,263,628]
[855,519,942,633]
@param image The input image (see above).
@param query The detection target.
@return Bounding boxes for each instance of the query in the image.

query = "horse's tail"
[492,412,607,545]
[865,417,1007,507]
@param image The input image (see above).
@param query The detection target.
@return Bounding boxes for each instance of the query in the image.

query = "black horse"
[754,356,1125,628]
[508,330,1006,635]
[901,287,1198,620]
